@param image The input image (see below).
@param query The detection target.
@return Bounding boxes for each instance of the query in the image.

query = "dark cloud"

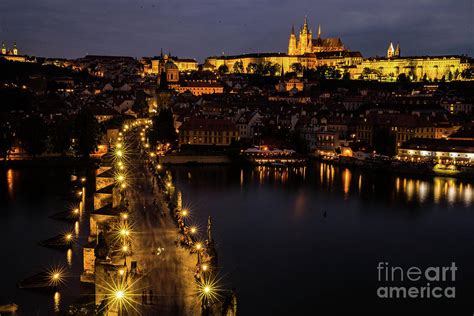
[0,0,472,61]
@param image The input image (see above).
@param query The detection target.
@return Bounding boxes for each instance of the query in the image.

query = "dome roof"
[165,60,178,70]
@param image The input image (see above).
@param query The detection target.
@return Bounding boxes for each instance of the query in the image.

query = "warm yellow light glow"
[116,290,125,299]
[120,229,130,237]
[202,264,208,271]
[48,266,66,287]
[190,226,197,234]
[119,269,125,276]
[122,213,128,220]
[166,182,172,188]
[157,164,162,170]
[116,150,123,157]
[65,233,73,241]
[181,209,188,217]
[116,143,122,149]
[196,276,222,303]
[195,243,202,250]
[73,208,79,214]
[122,245,128,252]
[80,177,86,183]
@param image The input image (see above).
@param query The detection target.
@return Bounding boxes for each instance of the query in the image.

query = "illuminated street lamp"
[190,226,197,234]
[122,244,129,254]
[48,266,66,287]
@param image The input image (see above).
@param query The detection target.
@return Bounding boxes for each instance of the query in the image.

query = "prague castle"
[206,14,473,82]
[206,17,362,74]
[288,17,345,55]
[348,41,472,81]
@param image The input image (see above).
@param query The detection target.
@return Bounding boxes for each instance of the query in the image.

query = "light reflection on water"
[246,163,474,207]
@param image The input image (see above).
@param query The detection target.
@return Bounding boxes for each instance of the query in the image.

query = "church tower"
[298,16,313,54]
[387,42,395,58]
[288,25,298,56]
[1,42,6,55]
[395,43,400,57]
[12,42,18,55]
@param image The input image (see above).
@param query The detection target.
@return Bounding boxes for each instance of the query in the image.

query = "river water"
[170,163,474,315]
[1,163,474,315]
[0,167,92,315]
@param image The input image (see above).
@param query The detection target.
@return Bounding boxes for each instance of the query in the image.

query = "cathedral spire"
[291,24,295,35]
[303,16,309,32]
[318,24,321,39]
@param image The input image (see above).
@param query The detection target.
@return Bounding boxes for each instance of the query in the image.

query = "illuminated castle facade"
[288,17,345,56]
[387,42,401,58]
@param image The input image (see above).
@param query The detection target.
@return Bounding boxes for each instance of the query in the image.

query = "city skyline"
[0,0,473,61]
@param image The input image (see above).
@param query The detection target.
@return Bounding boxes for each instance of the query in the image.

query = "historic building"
[350,54,472,81]
[206,52,316,74]
[1,41,18,55]
[1,41,30,62]
[178,118,239,146]
[288,17,346,55]
[145,53,198,75]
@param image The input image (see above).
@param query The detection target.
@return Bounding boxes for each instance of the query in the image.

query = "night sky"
[0,0,473,62]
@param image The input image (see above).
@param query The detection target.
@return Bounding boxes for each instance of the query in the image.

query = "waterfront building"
[178,118,239,146]
[355,113,439,149]
[397,138,474,164]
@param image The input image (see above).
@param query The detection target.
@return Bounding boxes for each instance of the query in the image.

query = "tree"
[73,110,101,157]
[271,63,281,76]
[291,63,303,75]
[0,118,14,161]
[148,109,178,147]
[232,61,244,74]
[17,115,48,157]
[454,69,460,80]
[447,71,453,82]
[246,63,258,74]
[50,117,73,155]
[397,73,410,83]
[461,68,473,79]
[342,71,351,80]
[218,64,229,74]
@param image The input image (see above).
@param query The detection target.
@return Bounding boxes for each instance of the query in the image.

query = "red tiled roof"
[180,118,237,132]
